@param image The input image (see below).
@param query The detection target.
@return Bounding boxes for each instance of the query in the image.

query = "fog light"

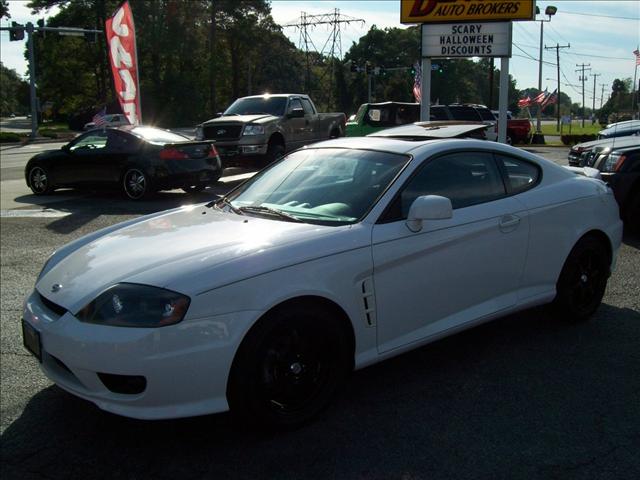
[243,146,260,153]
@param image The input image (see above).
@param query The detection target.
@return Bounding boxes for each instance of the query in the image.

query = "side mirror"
[406,195,453,232]
[214,112,223,118]
[61,144,71,152]
[288,108,305,119]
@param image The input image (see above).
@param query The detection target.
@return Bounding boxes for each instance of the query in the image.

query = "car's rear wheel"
[28,165,53,195]
[122,168,150,200]
[227,305,350,429]
[553,235,610,322]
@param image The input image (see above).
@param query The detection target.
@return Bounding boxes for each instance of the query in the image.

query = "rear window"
[430,106,449,121]
[495,154,540,194]
[476,108,496,121]
[131,127,188,144]
[448,106,481,121]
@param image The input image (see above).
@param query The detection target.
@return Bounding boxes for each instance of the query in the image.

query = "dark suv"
[430,104,497,141]
[591,143,640,230]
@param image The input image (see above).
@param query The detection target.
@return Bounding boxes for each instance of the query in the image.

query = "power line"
[560,11,640,21]
[513,43,556,66]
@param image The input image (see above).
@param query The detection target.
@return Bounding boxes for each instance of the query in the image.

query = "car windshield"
[224,97,288,116]
[225,148,410,225]
[130,127,188,143]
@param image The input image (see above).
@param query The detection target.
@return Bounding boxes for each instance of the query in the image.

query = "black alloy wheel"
[554,236,609,322]
[28,165,53,195]
[123,168,149,200]
[227,305,350,429]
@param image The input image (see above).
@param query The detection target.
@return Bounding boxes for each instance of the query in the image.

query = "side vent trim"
[360,278,376,327]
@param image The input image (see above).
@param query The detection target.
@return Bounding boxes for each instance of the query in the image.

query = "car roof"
[573,135,640,150]
[363,101,420,107]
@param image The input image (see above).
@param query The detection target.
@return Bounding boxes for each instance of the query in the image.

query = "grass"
[540,122,602,136]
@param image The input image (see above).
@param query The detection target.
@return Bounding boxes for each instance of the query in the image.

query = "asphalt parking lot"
[1,144,639,479]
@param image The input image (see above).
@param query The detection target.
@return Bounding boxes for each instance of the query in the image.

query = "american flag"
[517,95,532,108]
[634,49,640,66]
[541,89,558,108]
[532,89,548,105]
[412,61,422,103]
[92,107,108,127]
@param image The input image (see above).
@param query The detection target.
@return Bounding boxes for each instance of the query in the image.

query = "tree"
[0,62,29,115]
[1,0,10,19]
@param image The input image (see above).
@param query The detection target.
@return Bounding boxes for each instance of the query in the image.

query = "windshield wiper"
[207,196,244,215]
[238,205,303,223]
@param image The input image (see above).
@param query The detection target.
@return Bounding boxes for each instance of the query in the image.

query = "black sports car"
[25,126,222,200]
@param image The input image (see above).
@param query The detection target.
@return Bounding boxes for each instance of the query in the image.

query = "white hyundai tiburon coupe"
[22,136,623,428]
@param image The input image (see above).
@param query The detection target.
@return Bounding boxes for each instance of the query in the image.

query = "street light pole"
[535,5,557,139]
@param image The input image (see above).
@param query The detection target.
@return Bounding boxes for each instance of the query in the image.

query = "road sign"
[421,22,512,58]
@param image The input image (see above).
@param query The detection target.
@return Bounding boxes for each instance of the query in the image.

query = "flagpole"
[633,62,638,119]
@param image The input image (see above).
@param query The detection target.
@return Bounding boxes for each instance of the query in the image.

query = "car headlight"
[195,125,204,140]
[601,153,626,173]
[76,283,190,328]
[243,124,265,136]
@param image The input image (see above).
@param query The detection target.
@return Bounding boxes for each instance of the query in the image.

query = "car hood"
[203,114,277,125]
[36,205,360,314]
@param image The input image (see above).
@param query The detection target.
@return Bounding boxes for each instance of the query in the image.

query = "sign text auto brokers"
[401,0,535,24]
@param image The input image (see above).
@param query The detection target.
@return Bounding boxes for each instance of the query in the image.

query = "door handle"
[499,214,521,232]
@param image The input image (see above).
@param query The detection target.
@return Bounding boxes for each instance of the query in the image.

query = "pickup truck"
[492,110,532,144]
[195,94,345,166]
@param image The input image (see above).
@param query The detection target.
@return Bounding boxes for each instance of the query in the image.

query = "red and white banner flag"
[532,89,548,105]
[517,95,532,108]
[106,1,141,125]
[541,89,558,109]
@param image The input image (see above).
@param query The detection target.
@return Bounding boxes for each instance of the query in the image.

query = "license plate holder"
[22,319,42,362]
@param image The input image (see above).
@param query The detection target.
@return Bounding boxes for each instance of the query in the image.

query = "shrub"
[0,132,22,143]
[561,134,598,145]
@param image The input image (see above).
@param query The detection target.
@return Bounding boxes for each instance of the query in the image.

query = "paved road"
[1,142,638,479]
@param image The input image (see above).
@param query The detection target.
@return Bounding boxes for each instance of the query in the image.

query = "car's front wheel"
[553,235,610,322]
[227,304,350,429]
[27,165,54,195]
[122,168,150,200]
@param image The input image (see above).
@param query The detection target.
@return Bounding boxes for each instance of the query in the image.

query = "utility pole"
[600,83,607,109]
[590,73,601,121]
[283,9,364,109]
[545,43,570,131]
[576,63,591,127]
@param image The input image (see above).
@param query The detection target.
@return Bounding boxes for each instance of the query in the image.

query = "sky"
[1,0,639,108]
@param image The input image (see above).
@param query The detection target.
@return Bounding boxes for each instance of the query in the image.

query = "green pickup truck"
[345,102,420,136]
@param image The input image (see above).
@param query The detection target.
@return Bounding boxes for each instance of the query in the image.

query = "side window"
[383,152,505,222]
[288,98,303,113]
[395,105,419,125]
[106,131,137,153]
[495,154,540,194]
[365,106,393,127]
[429,106,449,121]
[300,98,315,115]
[448,106,481,121]
[69,131,108,151]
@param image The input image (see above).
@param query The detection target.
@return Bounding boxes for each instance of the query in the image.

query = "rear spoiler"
[564,166,602,180]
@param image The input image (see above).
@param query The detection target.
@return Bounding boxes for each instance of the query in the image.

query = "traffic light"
[37,19,46,37]
[365,62,372,74]
[410,65,416,75]
[84,29,97,42]
[9,22,25,41]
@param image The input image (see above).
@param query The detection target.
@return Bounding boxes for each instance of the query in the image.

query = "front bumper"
[22,290,259,419]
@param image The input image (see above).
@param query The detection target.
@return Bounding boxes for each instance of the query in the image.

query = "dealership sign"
[422,22,512,57]
[401,0,535,24]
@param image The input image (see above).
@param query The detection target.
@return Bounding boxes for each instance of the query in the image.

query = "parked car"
[22,136,622,428]
[25,126,222,200]
[83,113,129,130]
[195,94,345,167]
[368,121,488,140]
[430,104,498,141]
[491,110,532,144]
[568,136,640,166]
[597,120,640,139]
[345,101,421,136]
[589,143,640,230]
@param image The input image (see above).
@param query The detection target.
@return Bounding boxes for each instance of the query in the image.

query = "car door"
[55,130,109,185]
[300,97,319,143]
[371,151,530,354]
[284,97,307,150]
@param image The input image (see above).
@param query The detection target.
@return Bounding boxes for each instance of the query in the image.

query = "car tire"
[227,304,350,429]
[266,139,285,165]
[27,164,54,195]
[553,235,610,322]
[122,168,150,200]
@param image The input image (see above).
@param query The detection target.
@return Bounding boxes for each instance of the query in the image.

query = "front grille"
[39,294,67,316]
[202,124,243,140]
[98,373,147,395]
